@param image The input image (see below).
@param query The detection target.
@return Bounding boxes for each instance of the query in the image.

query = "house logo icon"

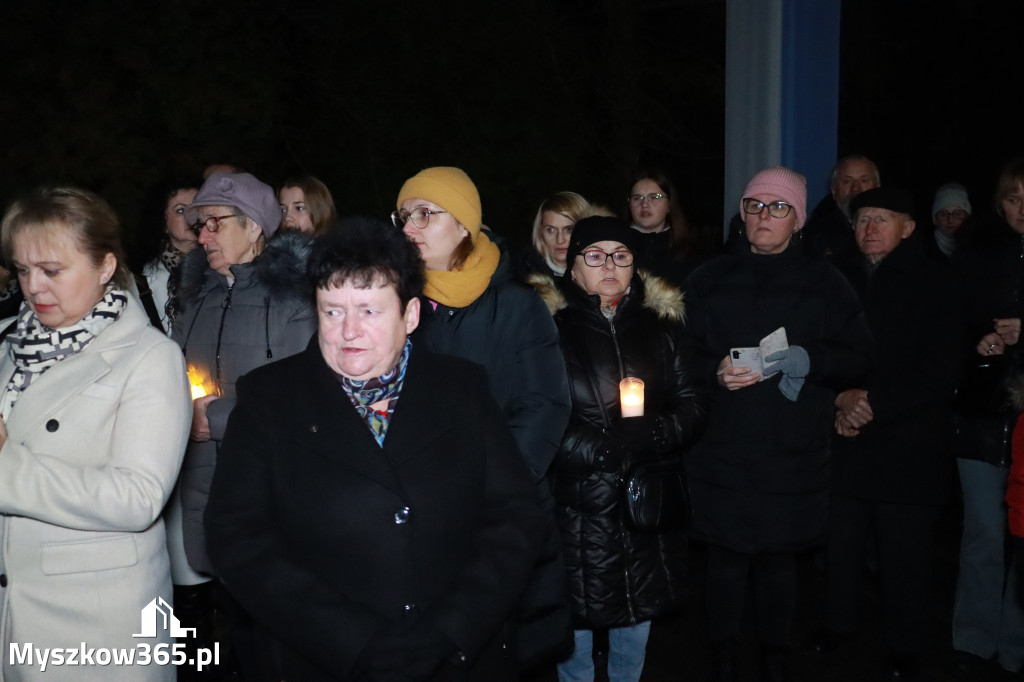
[133,597,196,638]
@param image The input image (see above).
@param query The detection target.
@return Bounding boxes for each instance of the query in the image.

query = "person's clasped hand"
[764,346,810,401]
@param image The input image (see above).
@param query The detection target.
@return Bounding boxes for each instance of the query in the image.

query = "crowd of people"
[0,155,1021,682]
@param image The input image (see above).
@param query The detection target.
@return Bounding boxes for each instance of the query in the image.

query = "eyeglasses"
[578,250,634,268]
[628,193,667,204]
[391,208,448,229]
[742,198,793,219]
[190,214,238,235]
[936,209,967,220]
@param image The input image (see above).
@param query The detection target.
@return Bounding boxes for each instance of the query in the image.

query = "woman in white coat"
[0,187,191,680]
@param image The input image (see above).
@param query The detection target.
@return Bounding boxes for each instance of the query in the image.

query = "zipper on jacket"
[213,283,234,396]
[608,319,627,383]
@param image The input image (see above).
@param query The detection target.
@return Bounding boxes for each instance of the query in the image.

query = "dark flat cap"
[850,187,916,218]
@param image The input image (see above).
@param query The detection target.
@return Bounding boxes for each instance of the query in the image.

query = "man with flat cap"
[808,187,964,680]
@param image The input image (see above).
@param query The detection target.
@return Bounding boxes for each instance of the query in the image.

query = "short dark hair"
[308,216,425,308]
[128,172,202,272]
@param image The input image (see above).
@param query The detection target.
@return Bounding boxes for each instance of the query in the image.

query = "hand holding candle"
[619,377,645,417]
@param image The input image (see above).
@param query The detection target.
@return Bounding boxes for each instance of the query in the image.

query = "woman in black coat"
[683,167,871,681]
[535,216,703,682]
[205,218,543,682]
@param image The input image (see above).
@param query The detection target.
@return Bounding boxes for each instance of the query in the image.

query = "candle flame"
[186,366,207,400]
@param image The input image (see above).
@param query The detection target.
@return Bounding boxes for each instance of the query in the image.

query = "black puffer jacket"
[534,270,704,629]
[683,237,872,553]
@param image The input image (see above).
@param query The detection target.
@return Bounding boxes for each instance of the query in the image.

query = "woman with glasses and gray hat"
[164,172,317,675]
[393,167,573,671]
[683,166,871,682]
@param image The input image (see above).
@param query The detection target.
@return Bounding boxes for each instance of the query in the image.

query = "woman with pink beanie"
[683,166,872,681]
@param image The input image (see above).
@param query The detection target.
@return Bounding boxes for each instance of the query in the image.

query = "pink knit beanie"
[741,166,807,230]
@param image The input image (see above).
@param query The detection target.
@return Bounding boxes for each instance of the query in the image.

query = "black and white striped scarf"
[0,288,128,419]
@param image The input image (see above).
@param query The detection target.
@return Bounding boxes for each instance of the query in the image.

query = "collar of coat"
[526,269,685,323]
[175,230,314,307]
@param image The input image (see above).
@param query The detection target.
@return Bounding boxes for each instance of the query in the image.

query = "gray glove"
[764,346,809,378]
[764,346,809,401]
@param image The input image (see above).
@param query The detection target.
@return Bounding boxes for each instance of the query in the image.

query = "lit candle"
[187,366,207,400]
[619,377,644,417]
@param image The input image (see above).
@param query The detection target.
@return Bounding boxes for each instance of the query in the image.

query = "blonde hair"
[2,186,130,288]
[530,191,590,255]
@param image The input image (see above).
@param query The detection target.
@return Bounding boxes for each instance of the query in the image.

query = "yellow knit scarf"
[423,232,501,308]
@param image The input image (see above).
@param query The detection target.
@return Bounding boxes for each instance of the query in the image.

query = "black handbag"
[622,457,691,533]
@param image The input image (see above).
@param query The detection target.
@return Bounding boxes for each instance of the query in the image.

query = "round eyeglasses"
[391,208,448,229]
[742,198,794,219]
[578,250,634,267]
[190,214,239,236]
[936,209,967,221]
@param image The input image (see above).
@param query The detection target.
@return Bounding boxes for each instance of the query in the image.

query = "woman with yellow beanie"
[393,166,573,672]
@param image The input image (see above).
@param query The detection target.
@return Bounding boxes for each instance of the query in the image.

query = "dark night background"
[0,0,1021,254]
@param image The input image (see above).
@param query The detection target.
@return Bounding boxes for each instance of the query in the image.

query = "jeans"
[953,458,1024,672]
[556,623,652,682]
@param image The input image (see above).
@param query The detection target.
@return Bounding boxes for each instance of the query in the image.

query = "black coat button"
[45,419,59,432]
[1,574,8,587]
[394,507,411,524]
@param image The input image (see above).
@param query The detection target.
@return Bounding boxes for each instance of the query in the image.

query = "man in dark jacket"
[815,187,963,680]
[802,155,881,268]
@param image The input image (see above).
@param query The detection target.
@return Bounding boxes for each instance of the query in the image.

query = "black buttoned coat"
[205,339,544,681]
[832,237,964,505]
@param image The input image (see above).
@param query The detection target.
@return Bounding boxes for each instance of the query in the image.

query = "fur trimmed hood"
[176,229,313,307]
[527,269,685,322]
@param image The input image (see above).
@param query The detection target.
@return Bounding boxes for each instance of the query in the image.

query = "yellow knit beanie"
[396,167,482,240]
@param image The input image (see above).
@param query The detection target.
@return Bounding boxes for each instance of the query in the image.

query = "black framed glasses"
[742,198,793,219]
[936,209,967,220]
[628,193,667,205]
[391,208,448,229]
[578,250,634,267]
[190,214,238,236]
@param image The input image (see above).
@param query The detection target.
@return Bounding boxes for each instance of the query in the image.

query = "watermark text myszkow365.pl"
[9,597,218,672]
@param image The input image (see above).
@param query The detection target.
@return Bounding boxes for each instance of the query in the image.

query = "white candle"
[619,377,644,417]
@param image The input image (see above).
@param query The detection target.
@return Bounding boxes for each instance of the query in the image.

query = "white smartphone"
[729,347,762,376]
